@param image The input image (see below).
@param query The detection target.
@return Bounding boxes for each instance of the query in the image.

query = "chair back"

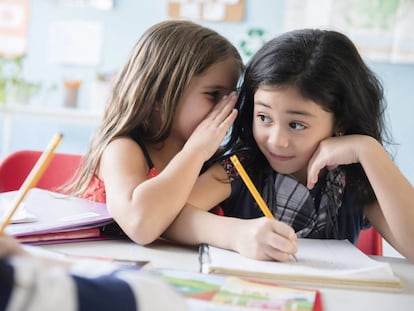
[0,150,83,193]
[357,227,383,256]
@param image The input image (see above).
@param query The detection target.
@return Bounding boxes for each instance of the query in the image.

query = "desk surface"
[43,239,414,311]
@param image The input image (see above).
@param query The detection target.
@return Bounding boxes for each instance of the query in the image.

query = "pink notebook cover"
[1,188,113,237]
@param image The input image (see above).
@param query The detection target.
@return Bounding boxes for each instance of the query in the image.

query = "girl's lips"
[269,152,294,162]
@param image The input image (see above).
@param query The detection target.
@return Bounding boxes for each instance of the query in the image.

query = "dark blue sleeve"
[0,260,14,311]
[73,274,137,311]
[221,178,264,219]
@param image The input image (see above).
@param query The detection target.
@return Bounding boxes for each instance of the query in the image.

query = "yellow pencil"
[0,133,63,234]
[230,155,273,219]
[229,154,298,261]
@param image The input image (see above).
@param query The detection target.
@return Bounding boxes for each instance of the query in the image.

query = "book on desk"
[199,239,403,290]
[155,268,323,311]
[0,188,125,244]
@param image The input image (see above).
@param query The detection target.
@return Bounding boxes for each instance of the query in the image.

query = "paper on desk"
[0,198,37,224]
[287,239,395,280]
[203,239,402,288]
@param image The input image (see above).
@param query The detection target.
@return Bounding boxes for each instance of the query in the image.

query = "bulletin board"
[0,0,30,57]
[168,0,245,22]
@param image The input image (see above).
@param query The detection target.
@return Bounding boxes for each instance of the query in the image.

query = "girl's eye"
[289,122,306,130]
[257,114,272,123]
[206,91,221,102]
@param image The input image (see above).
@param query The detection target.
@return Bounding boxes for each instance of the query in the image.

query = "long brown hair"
[71,20,242,195]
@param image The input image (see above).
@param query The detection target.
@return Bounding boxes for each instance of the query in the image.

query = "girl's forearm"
[164,205,298,262]
[163,205,242,251]
[358,136,414,260]
[126,149,207,244]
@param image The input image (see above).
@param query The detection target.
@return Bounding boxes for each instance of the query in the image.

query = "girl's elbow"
[110,200,164,245]
[126,217,161,245]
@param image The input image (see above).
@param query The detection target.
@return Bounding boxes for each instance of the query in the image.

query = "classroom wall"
[0,0,413,187]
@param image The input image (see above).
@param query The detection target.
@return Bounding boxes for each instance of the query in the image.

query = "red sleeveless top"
[82,134,159,203]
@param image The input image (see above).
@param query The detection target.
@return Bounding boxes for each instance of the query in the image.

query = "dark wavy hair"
[223,29,390,207]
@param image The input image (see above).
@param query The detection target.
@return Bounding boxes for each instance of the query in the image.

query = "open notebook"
[199,239,402,290]
[0,188,123,244]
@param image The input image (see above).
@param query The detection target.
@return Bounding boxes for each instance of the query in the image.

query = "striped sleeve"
[0,260,13,311]
[1,258,188,311]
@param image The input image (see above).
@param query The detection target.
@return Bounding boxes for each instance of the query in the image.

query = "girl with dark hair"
[165,29,414,263]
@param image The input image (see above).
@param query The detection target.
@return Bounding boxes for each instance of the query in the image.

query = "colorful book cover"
[154,269,322,311]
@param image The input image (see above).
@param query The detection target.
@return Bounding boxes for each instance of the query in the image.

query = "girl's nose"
[268,126,289,148]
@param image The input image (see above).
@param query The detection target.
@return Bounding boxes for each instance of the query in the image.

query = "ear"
[334,126,345,136]
[334,120,345,137]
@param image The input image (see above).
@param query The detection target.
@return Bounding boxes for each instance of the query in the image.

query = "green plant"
[0,80,5,104]
[0,55,41,105]
[0,57,7,103]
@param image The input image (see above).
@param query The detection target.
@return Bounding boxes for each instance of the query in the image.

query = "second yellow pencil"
[0,133,63,234]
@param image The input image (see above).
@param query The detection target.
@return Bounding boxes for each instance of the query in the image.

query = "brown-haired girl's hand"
[234,217,297,262]
[184,92,238,162]
[0,234,30,258]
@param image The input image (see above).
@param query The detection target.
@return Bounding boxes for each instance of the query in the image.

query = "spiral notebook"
[199,239,402,290]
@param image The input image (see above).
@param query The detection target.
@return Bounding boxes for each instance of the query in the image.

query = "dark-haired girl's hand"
[306,135,363,189]
[234,217,297,262]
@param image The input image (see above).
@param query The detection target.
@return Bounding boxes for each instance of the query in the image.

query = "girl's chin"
[268,164,295,175]
[268,163,304,179]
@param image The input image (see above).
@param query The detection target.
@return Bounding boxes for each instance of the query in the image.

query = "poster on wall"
[49,0,114,10]
[168,0,244,22]
[47,20,103,65]
[0,0,30,57]
[284,0,414,64]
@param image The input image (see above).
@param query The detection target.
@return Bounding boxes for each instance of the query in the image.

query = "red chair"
[357,227,383,256]
[0,150,83,193]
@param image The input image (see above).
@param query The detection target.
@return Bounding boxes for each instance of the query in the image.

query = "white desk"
[43,239,414,311]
